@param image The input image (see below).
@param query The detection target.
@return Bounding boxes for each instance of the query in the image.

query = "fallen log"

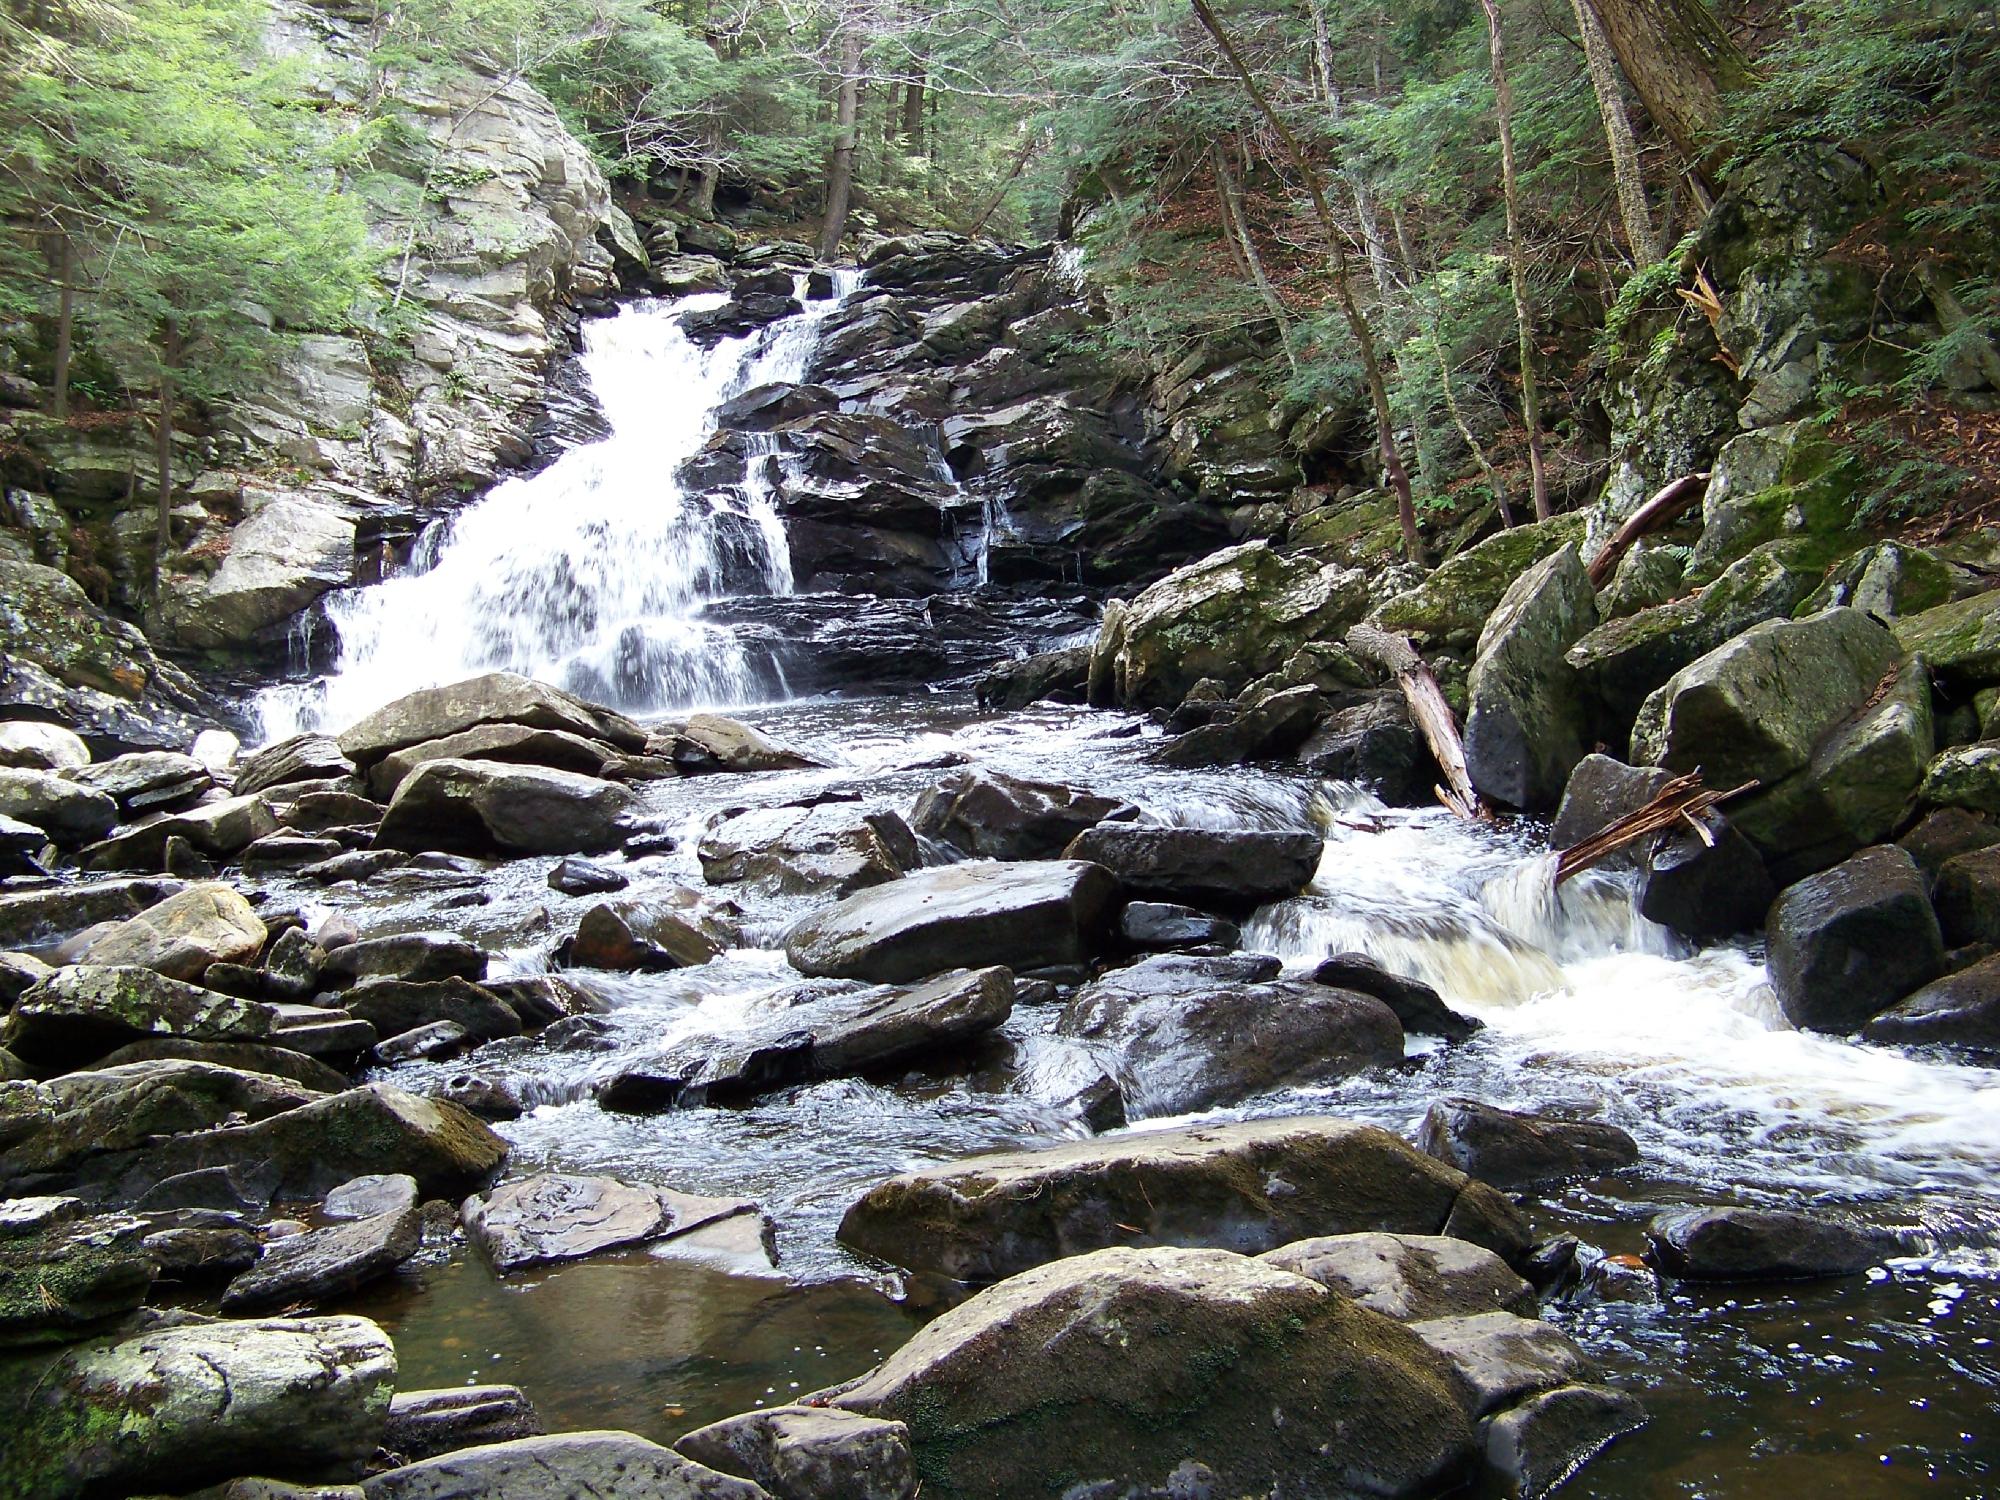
[1585,471,1710,589]
[1553,768,1757,885]
[1344,622,1486,820]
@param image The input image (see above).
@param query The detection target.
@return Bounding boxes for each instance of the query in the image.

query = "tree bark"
[1584,0,1751,182]
[1481,0,1551,521]
[1212,141,1298,376]
[818,25,863,260]
[1570,0,1659,266]
[1346,623,1486,819]
[901,76,924,147]
[1189,0,1424,565]
[50,232,74,420]
[154,321,179,570]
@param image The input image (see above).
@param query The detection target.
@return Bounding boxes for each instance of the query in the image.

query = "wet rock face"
[377,758,638,857]
[1416,1098,1640,1189]
[1766,844,1946,1033]
[1646,1206,1903,1280]
[361,1430,769,1500]
[675,1406,917,1500]
[827,1245,1474,1500]
[909,767,1131,861]
[0,1199,157,1345]
[1864,954,2000,1051]
[1061,824,1323,912]
[1463,543,1599,813]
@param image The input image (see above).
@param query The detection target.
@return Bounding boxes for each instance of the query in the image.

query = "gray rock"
[375,1020,474,1064]
[385,1386,545,1463]
[1767,845,1945,1032]
[837,1114,1525,1284]
[319,931,490,987]
[1057,953,1402,1117]
[697,804,918,896]
[786,860,1117,984]
[144,1219,262,1280]
[343,977,523,1044]
[828,1245,1471,1500]
[1296,690,1433,804]
[4,965,284,1070]
[1409,1311,1593,1415]
[661,713,825,775]
[436,1073,525,1121]
[1646,1205,1902,1279]
[1260,1232,1537,1322]
[461,1172,753,1273]
[1417,1098,1639,1188]
[94,1036,348,1093]
[0,811,49,875]
[0,1204,156,1345]
[547,856,628,895]
[676,1406,917,1500]
[235,733,358,796]
[133,1165,266,1215]
[1481,1384,1647,1499]
[0,876,182,949]
[364,722,663,801]
[68,750,212,813]
[1062,824,1322,911]
[1862,954,2000,1051]
[1118,901,1240,951]
[337,673,646,767]
[221,1202,423,1311]
[10,1316,395,1497]
[911,768,1131,861]
[0,720,89,771]
[81,792,280,871]
[377,757,638,856]
[362,1431,769,1500]
[0,766,117,845]
[1309,953,1482,1041]
[1464,543,1598,812]
[563,896,725,970]
[76,882,267,981]
[325,1173,421,1222]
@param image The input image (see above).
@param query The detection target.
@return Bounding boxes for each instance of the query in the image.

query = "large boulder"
[364,722,669,802]
[1089,541,1368,708]
[1416,1098,1639,1188]
[1920,741,2000,817]
[785,860,1116,983]
[677,1406,916,1500]
[67,750,212,814]
[1371,514,1585,651]
[4,966,284,1070]
[1482,1384,1648,1500]
[663,713,825,774]
[233,733,357,796]
[1259,1232,1536,1322]
[376,758,637,856]
[336,672,646,767]
[0,1200,157,1345]
[79,793,279,871]
[342,978,523,1045]
[1862,955,2000,1051]
[1463,543,1598,812]
[1893,588,2000,694]
[1056,954,1402,1116]
[1407,1311,1592,1417]
[1296,690,1435,803]
[1766,845,1946,1033]
[836,1115,1525,1284]
[0,767,117,845]
[75,883,266,982]
[0,721,89,772]
[361,1431,769,1500]
[697,804,917,896]
[161,494,356,648]
[826,1245,1474,1500]
[1060,824,1322,911]
[909,768,1129,861]
[1935,844,2000,947]
[6,1315,396,1499]
[1646,1206,1901,1280]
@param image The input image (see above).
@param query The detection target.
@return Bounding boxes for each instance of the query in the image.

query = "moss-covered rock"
[1685,424,1864,586]
[4,966,282,1072]
[829,1245,1474,1500]
[1893,589,2000,693]
[1597,540,1688,621]
[1464,544,1599,812]
[1798,542,1954,618]
[0,1199,156,1348]
[1372,514,1585,650]
[1921,742,2000,817]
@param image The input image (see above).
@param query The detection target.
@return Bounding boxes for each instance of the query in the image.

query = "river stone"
[385,1386,545,1463]
[676,1406,916,1500]
[94,1037,348,1093]
[437,1073,524,1121]
[1893,587,2000,692]
[663,712,825,774]
[1922,741,2000,818]
[1056,954,1402,1117]
[222,1202,424,1311]
[279,790,386,834]
[342,978,523,1044]
[909,767,1130,861]
[81,792,280,871]
[235,733,357,796]
[1091,541,1370,708]
[326,1173,420,1222]
[1481,1383,1648,1500]
[0,811,48,875]
[1309,953,1482,1041]
[1646,1206,1901,1279]
[1296,689,1435,804]
[267,1004,378,1060]
[337,672,647,767]
[376,757,638,857]
[1766,845,1945,1032]
[1409,1311,1593,1416]
[1630,607,1902,789]
[1260,1232,1536,1322]
[1417,1098,1639,1188]
[364,723,643,801]
[547,856,628,895]
[564,896,725,970]
[1932,840,2000,943]
[0,720,90,771]
[1154,682,1330,768]
[362,1431,768,1500]
[1463,543,1598,813]
[0,876,181,949]
[1862,955,2000,1051]
[4,965,283,1069]
[785,860,1117,984]
[0,1205,156,1345]
[374,1020,473,1064]
[1060,824,1322,911]
[1118,901,1241,951]
[806,966,1015,1076]
[6,1315,396,1498]
[460,1172,752,1273]
[975,644,1090,711]
[827,1244,1473,1500]
[0,766,117,845]
[76,882,266,982]
[320,932,489,987]
[837,1114,1522,1284]
[696,804,918,896]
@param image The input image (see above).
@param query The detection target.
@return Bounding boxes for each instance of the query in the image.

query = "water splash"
[256,273,861,740]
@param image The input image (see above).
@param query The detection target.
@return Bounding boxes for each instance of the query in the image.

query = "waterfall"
[255,272,861,740]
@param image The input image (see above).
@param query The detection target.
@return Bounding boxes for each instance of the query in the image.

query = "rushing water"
[235,288,1999,1495]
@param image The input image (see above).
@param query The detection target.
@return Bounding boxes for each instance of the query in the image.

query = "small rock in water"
[1061,824,1323,912]
[1481,1384,1647,1500]
[1645,1206,1904,1280]
[462,1173,756,1274]
[1862,953,2000,1050]
[325,1173,421,1222]
[320,931,490,987]
[1309,953,1481,1042]
[1118,901,1241,952]
[384,1385,545,1463]
[546,856,628,895]
[220,1202,423,1311]
[676,1405,918,1500]
[542,1014,617,1052]
[437,1073,525,1121]
[1416,1098,1639,1188]
[376,1020,474,1064]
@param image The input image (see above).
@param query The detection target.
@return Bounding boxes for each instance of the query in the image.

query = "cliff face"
[0,0,641,664]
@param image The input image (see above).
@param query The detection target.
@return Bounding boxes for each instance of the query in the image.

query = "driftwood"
[1553,769,1757,885]
[1585,470,1711,589]
[1345,623,1486,821]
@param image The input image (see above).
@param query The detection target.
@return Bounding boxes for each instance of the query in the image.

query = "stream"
[241,279,2000,1497]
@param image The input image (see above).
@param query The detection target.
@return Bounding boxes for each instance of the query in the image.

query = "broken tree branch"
[1585,470,1710,588]
[1553,768,1757,885]
[1344,623,1486,821]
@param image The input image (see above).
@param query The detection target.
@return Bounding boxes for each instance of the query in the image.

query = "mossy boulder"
[0,560,157,700]
[1463,544,1598,812]
[1798,542,1954,618]
[1372,514,1585,650]
[1596,540,1687,621]
[1089,541,1368,709]
[0,1199,156,1347]
[4,966,283,1072]
[1685,424,1864,586]
[1921,742,2000,816]
[1894,589,2000,693]
[827,1245,1474,1500]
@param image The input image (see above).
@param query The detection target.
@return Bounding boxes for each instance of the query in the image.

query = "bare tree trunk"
[1481,0,1551,521]
[818,25,863,260]
[1569,0,1658,266]
[1346,623,1486,819]
[692,161,719,218]
[153,321,179,571]
[50,232,74,420]
[901,75,924,147]
[1584,0,1751,182]
[1189,0,1424,565]
[1213,141,1298,376]
[966,131,1036,235]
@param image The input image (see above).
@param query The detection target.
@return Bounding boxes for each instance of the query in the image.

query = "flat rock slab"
[837,1114,1505,1285]
[1260,1232,1537,1323]
[337,672,647,766]
[4,964,281,1070]
[676,1405,916,1500]
[361,1430,769,1500]
[377,758,637,857]
[1409,1311,1593,1416]
[463,1173,755,1273]
[222,1203,423,1312]
[385,1385,545,1464]
[910,767,1131,861]
[785,860,1117,984]
[1061,824,1323,911]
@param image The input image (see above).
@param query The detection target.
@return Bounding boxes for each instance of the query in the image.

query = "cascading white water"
[256,273,861,740]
